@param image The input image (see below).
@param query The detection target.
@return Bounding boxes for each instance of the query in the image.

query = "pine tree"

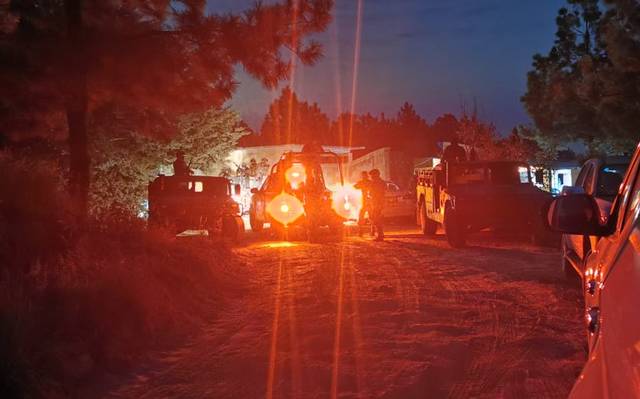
[0,0,333,218]
[522,0,639,150]
[259,88,332,144]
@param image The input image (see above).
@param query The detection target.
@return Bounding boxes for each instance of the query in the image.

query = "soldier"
[173,150,193,176]
[442,137,467,163]
[354,171,371,228]
[368,168,386,241]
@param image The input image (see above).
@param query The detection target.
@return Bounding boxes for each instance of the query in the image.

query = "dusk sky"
[209,0,566,135]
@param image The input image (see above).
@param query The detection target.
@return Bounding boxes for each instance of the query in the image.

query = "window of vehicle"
[188,181,204,192]
[597,164,629,200]
[489,165,528,185]
[518,167,530,184]
[451,166,485,184]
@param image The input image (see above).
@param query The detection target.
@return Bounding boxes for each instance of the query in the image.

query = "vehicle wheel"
[444,204,466,248]
[419,203,438,236]
[222,216,241,241]
[249,210,263,233]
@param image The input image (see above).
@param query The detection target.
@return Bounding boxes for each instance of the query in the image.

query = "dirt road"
[109,228,585,399]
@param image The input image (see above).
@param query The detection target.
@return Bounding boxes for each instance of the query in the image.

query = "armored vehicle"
[148,175,244,241]
[416,161,552,247]
[249,149,347,240]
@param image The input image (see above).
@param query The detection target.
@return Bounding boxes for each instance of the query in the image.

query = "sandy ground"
[107,226,585,399]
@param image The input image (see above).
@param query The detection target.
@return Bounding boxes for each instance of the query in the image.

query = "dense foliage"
[522,0,640,152]
[0,0,333,216]
[242,89,539,162]
[90,107,248,216]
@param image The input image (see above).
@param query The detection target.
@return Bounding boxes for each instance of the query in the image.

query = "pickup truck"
[416,161,552,247]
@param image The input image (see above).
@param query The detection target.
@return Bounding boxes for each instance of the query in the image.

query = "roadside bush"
[0,151,245,397]
[0,151,73,277]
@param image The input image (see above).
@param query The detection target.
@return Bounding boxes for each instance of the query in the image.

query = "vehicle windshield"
[290,153,344,189]
[490,165,531,185]
[597,164,629,199]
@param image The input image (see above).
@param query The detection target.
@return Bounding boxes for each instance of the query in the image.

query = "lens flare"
[267,192,304,226]
[331,184,362,220]
[285,164,307,189]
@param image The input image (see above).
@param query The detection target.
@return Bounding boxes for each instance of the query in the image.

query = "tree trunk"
[65,0,89,220]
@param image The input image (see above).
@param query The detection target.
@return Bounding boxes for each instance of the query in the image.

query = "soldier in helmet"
[368,168,386,241]
[442,137,467,163]
[354,170,371,230]
[173,150,193,176]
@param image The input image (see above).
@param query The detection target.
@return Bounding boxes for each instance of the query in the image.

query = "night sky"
[209,0,565,135]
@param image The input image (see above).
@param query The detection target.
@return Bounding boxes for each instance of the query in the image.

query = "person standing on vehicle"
[442,137,467,163]
[369,169,386,241]
[354,171,371,228]
[173,150,193,176]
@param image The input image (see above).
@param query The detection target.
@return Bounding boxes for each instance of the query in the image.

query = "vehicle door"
[571,145,640,398]
[569,162,595,259]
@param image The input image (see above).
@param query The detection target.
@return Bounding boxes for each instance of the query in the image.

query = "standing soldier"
[368,169,386,241]
[354,171,371,232]
[173,150,193,176]
[442,137,467,163]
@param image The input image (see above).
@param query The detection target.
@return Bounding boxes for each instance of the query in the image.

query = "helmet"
[369,168,380,177]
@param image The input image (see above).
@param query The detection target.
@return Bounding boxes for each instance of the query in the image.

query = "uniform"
[354,173,371,226]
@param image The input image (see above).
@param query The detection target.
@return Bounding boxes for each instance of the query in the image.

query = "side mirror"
[250,188,259,194]
[546,194,611,236]
[560,185,585,196]
[234,184,242,196]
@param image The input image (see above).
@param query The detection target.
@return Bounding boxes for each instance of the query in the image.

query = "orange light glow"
[267,192,305,226]
[285,164,307,189]
[331,184,362,220]
[262,242,298,249]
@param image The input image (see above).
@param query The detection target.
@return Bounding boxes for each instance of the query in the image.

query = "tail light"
[267,192,304,225]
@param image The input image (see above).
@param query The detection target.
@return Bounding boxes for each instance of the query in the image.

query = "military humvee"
[249,150,347,241]
[148,175,244,241]
[416,161,553,247]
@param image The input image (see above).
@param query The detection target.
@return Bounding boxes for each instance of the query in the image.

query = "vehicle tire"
[249,210,263,233]
[444,204,466,248]
[419,203,438,236]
